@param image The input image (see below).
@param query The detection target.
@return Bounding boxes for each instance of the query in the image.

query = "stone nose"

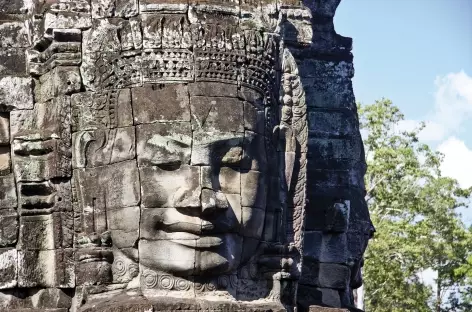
[200,189,229,215]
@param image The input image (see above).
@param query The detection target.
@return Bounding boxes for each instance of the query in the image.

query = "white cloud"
[398,71,472,143]
[437,137,472,188]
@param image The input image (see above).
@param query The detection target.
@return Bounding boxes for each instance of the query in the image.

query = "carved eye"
[156,161,182,171]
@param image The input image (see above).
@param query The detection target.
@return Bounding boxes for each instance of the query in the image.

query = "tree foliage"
[359,99,472,311]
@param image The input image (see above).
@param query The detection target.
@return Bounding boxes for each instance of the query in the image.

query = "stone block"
[309,168,364,191]
[75,248,113,286]
[241,207,265,239]
[0,77,33,111]
[305,198,350,232]
[108,206,140,249]
[0,48,27,76]
[0,175,16,209]
[200,166,241,194]
[190,96,244,133]
[307,137,363,164]
[0,211,18,247]
[298,60,354,79]
[72,127,136,168]
[0,248,17,289]
[303,231,347,263]
[0,0,29,14]
[136,122,192,167]
[91,0,138,18]
[0,20,29,48]
[189,82,238,98]
[71,89,133,131]
[10,96,70,140]
[0,113,9,144]
[242,131,267,172]
[243,102,264,134]
[141,13,191,49]
[191,132,243,166]
[18,249,75,288]
[43,11,92,31]
[300,261,350,289]
[238,86,264,107]
[139,239,196,276]
[18,213,72,250]
[303,78,355,109]
[74,161,140,235]
[298,284,344,309]
[139,0,189,12]
[35,66,82,103]
[139,165,200,208]
[132,84,190,124]
[308,110,357,138]
[0,146,10,175]
[12,139,70,182]
[241,170,267,209]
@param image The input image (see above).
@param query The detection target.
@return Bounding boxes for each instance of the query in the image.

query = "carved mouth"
[173,235,224,248]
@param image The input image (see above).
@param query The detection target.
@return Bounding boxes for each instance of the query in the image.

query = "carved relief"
[0,1,371,311]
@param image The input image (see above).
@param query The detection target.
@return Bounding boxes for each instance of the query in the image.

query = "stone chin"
[138,233,244,276]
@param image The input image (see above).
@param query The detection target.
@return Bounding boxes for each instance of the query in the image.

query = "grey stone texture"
[0,0,372,312]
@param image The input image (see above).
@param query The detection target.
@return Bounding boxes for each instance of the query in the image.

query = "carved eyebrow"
[147,134,191,149]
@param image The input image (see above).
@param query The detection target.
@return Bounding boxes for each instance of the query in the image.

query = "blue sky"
[335,0,472,223]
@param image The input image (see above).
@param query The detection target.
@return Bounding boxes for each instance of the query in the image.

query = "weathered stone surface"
[132,84,190,124]
[0,77,33,111]
[136,122,192,167]
[74,160,140,222]
[191,97,244,133]
[35,66,82,103]
[140,165,200,208]
[0,48,27,76]
[18,249,75,288]
[0,211,18,247]
[0,146,10,175]
[71,89,133,131]
[0,175,17,209]
[0,248,17,289]
[72,127,136,168]
[91,0,138,18]
[0,113,9,144]
[0,0,372,310]
[0,20,29,48]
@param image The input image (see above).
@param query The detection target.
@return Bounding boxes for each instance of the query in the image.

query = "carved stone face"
[72,83,270,277]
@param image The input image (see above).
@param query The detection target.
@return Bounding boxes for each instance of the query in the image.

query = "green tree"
[358,99,472,312]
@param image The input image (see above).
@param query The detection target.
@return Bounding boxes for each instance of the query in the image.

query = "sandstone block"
[200,166,241,194]
[241,170,267,209]
[139,165,200,208]
[10,96,70,140]
[132,84,190,124]
[0,48,27,76]
[108,206,140,249]
[191,132,243,166]
[0,20,29,48]
[189,82,238,98]
[0,211,18,247]
[191,96,244,133]
[308,110,357,138]
[71,89,133,131]
[0,248,17,289]
[136,122,192,167]
[0,113,9,144]
[241,207,265,239]
[0,77,33,111]
[0,175,17,209]
[35,66,82,103]
[303,231,348,264]
[74,161,140,235]
[18,249,75,288]
[18,213,73,250]
[0,146,10,175]
[72,127,136,168]
[91,0,138,18]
